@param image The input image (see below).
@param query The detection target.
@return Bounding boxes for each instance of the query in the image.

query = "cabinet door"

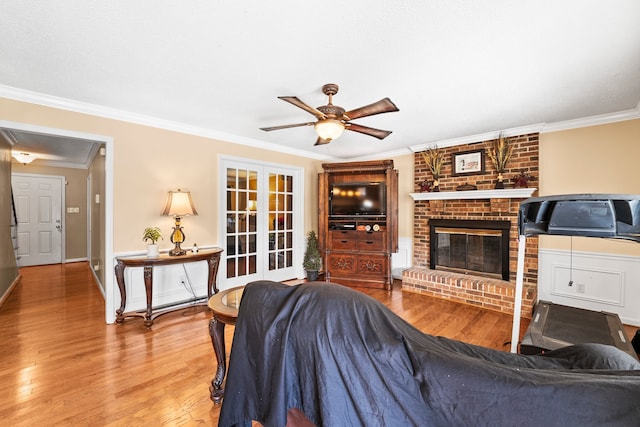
[356,254,388,276]
[327,253,358,275]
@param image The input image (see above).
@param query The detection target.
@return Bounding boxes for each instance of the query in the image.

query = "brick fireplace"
[402,133,540,317]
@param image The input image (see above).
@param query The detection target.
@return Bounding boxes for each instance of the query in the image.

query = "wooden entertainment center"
[318,160,398,290]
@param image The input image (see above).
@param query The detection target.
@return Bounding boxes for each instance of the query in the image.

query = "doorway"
[1,120,114,321]
[220,157,304,288]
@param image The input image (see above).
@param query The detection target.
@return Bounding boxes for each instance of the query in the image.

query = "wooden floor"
[3,262,626,426]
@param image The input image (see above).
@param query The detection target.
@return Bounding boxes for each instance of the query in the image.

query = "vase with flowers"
[421,146,444,192]
[487,133,513,189]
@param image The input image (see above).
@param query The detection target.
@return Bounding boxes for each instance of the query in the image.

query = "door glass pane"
[226,167,258,280]
[269,173,294,271]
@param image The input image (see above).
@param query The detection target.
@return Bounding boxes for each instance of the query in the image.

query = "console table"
[114,248,223,327]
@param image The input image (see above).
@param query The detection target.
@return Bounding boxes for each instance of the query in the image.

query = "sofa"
[218,281,640,427]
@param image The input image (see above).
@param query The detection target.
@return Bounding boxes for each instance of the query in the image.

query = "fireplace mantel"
[410,188,536,201]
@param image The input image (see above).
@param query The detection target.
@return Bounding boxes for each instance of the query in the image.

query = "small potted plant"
[142,227,163,258]
[303,230,322,281]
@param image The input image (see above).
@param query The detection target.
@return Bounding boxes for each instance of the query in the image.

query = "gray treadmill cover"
[518,194,640,242]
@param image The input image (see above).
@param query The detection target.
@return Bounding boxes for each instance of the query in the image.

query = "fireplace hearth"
[429,219,510,280]
[404,132,539,317]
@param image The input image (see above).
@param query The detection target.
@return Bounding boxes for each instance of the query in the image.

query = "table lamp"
[161,189,198,256]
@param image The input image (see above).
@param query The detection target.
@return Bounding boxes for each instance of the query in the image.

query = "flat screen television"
[329,182,386,217]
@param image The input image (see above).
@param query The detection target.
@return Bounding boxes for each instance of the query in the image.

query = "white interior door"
[11,173,64,266]
[220,158,303,289]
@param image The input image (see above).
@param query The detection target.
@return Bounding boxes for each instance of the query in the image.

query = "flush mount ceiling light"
[260,83,399,146]
[12,152,37,165]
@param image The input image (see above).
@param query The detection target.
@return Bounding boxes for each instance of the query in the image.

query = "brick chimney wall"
[403,133,540,317]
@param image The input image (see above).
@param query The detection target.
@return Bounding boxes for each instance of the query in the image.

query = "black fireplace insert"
[429,219,510,280]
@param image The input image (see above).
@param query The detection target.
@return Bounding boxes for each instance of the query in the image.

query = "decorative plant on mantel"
[421,145,445,192]
[487,133,514,189]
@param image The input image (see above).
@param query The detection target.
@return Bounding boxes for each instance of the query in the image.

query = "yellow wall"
[388,152,415,240]
[89,148,106,286]
[0,97,323,255]
[539,118,640,255]
[4,95,637,268]
[0,136,19,300]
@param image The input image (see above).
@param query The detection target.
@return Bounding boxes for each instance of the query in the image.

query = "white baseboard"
[0,274,21,309]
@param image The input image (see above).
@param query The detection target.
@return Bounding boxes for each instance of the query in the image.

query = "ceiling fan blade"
[345,123,393,140]
[260,122,315,132]
[279,96,326,119]
[343,98,399,120]
[314,137,332,146]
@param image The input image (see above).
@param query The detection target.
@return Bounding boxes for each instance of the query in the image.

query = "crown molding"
[409,123,545,153]
[407,103,640,154]
[0,128,18,145]
[2,84,638,163]
[0,84,339,162]
[540,107,640,133]
[347,146,414,162]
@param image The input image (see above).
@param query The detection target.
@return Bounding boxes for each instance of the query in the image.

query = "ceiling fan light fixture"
[314,119,345,141]
[261,84,398,145]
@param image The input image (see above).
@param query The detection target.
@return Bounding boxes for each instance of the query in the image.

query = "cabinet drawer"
[356,254,388,276]
[327,253,357,274]
[356,233,385,251]
[330,231,357,250]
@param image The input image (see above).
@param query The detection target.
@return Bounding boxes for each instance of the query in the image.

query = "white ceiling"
[1,1,639,167]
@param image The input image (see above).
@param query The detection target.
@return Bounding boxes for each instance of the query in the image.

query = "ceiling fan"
[260,83,399,146]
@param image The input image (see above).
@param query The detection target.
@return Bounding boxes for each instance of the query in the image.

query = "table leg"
[143,265,154,327]
[114,261,126,324]
[206,253,221,298]
[209,316,227,403]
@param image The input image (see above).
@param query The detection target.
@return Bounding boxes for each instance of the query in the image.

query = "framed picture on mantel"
[452,149,485,176]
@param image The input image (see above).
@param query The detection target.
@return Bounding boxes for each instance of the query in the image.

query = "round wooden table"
[208,286,244,403]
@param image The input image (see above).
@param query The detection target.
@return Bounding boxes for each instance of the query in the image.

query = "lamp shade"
[161,189,198,217]
[314,119,345,141]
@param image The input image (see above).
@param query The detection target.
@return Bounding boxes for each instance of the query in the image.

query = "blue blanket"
[219,281,640,427]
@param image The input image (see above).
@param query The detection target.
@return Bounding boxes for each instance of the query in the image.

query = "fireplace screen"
[430,220,510,280]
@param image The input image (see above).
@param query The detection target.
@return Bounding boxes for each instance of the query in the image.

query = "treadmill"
[512,194,640,359]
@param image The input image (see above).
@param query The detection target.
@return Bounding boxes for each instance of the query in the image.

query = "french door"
[220,157,303,288]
